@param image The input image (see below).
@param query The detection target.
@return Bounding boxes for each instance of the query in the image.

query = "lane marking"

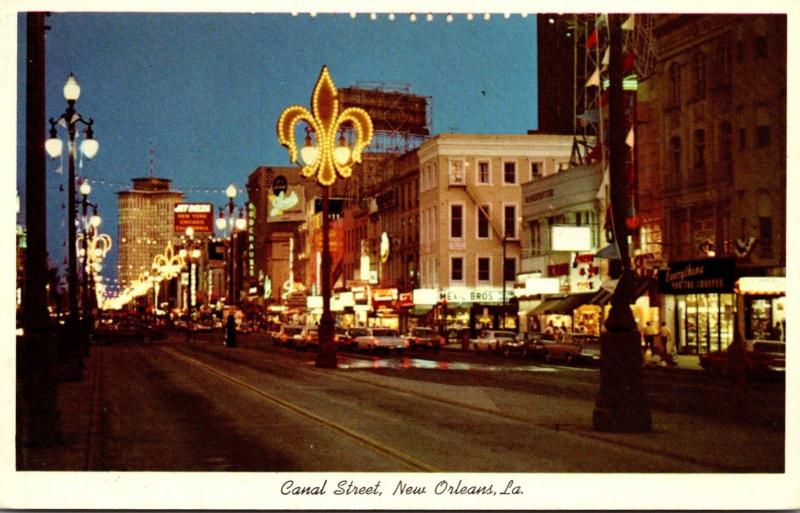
[162,347,439,472]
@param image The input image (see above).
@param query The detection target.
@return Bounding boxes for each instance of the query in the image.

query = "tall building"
[536,13,576,134]
[117,177,184,288]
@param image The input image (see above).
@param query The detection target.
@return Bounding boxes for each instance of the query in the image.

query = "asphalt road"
[85,332,785,472]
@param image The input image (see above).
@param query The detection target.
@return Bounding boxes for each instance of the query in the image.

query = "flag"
[622,14,634,31]
[623,51,636,73]
[585,67,600,88]
[625,128,635,147]
[585,28,598,48]
[601,47,610,68]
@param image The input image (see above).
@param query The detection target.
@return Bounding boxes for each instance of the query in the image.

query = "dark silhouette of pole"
[316,185,336,368]
[593,14,651,432]
[20,11,61,449]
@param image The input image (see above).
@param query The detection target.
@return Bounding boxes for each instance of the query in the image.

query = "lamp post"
[217,184,247,306]
[277,65,374,368]
[78,180,100,344]
[46,73,99,372]
[179,227,203,318]
[592,14,651,432]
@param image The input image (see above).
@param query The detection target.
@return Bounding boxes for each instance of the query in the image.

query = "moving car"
[353,327,408,353]
[699,339,785,379]
[296,327,319,351]
[334,327,357,351]
[405,326,445,351]
[538,333,601,364]
[472,330,516,354]
[94,322,166,344]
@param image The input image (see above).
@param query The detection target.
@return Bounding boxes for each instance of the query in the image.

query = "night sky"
[14,10,539,290]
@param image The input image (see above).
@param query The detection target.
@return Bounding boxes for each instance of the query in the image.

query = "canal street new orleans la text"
[281,478,524,497]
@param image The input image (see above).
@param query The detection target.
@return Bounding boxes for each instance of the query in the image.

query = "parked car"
[275,325,305,346]
[699,339,785,379]
[500,332,537,358]
[538,332,601,364]
[94,322,166,344]
[405,326,445,351]
[472,330,516,354]
[354,327,408,353]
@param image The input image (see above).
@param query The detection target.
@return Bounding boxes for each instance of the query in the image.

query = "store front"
[737,276,786,341]
[658,258,737,354]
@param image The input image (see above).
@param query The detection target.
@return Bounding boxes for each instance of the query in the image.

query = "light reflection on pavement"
[333,355,559,372]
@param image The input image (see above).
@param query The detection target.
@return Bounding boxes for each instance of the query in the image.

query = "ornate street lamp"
[152,241,185,318]
[46,73,99,372]
[78,180,100,343]
[277,65,373,368]
[218,184,247,306]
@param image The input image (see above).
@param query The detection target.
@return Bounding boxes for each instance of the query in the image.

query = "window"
[754,35,767,59]
[530,220,541,254]
[759,217,773,257]
[451,257,464,282]
[503,257,516,282]
[716,40,732,86]
[719,122,733,179]
[450,204,463,239]
[691,51,706,100]
[669,136,681,185]
[503,161,516,184]
[756,125,771,148]
[504,205,517,239]
[669,62,681,105]
[477,161,490,184]
[530,161,542,180]
[693,130,706,173]
[477,205,491,239]
[449,159,465,185]
[477,257,490,282]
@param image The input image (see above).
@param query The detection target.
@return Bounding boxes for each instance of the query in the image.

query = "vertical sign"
[247,201,255,277]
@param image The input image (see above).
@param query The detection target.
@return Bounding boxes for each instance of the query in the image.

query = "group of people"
[643,321,675,366]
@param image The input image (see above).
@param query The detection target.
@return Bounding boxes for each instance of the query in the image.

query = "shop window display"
[677,293,734,354]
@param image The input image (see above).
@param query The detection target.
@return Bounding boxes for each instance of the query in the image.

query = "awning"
[532,297,567,315]
[408,305,433,316]
[551,293,596,314]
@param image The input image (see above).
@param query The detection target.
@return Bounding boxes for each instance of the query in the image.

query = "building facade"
[637,14,786,353]
[418,133,573,331]
[117,177,184,288]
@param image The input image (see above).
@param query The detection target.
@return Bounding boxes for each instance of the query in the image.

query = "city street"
[19,332,784,473]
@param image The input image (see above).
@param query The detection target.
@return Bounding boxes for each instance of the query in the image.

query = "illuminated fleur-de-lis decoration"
[91,233,112,260]
[277,66,374,186]
[152,241,185,280]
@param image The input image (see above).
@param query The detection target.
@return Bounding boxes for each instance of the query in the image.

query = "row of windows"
[449,256,517,283]
[667,121,771,183]
[667,32,770,105]
[449,204,518,239]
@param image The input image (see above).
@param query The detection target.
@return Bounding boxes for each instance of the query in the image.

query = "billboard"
[551,225,593,252]
[174,203,214,233]
[267,185,305,223]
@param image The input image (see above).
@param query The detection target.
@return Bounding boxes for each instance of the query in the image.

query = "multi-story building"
[117,177,184,288]
[418,133,573,332]
[637,14,786,353]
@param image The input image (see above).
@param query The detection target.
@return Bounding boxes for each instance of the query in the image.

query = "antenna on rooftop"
[148,146,155,177]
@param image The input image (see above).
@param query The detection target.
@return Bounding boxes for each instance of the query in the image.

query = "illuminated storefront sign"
[515,277,561,296]
[413,288,439,305]
[443,287,513,304]
[174,203,214,233]
[380,232,391,263]
[569,252,600,293]
[736,276,785,295]
[247,202,255,276]
[658,258,736,294]
[551,225,593,252]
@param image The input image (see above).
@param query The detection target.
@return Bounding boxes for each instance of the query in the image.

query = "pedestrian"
[644,321,656,354]
[225,314,237,348]
[659,322,674,366]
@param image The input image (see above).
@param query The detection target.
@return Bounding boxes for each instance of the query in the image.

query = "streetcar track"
[169,341,743,472]
[161,346,440,472]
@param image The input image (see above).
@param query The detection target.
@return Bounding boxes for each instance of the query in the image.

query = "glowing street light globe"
[63,73,81,101]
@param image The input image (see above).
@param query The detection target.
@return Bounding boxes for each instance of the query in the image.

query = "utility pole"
[19,11,62,451]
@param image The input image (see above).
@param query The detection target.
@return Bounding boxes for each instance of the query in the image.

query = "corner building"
[418,133,573,332]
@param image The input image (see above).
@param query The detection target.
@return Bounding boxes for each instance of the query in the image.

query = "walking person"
[659,322,674,366]
[225,313,237,348]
